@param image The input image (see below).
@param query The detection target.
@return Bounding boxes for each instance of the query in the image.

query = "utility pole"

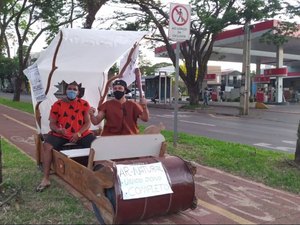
[275,45,284,103]
[240,22,252,115]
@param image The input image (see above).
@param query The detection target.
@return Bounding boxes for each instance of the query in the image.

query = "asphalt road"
[1,91,299,153]
[143,106,299,154]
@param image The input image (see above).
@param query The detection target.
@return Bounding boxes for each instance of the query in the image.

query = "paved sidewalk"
[1,103,300,224]
[148,99,300,116]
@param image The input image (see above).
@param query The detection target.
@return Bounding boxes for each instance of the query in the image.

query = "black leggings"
[44,133,96,150]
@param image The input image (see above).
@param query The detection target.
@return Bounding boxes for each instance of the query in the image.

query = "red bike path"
[1,104,300,224]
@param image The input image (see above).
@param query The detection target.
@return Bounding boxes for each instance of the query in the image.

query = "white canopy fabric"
[25,28,147,134]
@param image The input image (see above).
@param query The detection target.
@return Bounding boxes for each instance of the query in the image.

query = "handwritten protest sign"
[116,162,173,200]
[23,63,46,102]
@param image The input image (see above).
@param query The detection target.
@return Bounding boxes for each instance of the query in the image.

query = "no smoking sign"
[168,3,191,41]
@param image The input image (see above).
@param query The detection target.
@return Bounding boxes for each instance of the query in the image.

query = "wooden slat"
[60,148,90,158]
[87,148,95,170]
[34,133,42,166]
[159,142,167,157]
[91,134,165,161]
[52,150,115,224]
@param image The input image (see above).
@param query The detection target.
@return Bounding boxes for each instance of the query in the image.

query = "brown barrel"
[111,155,195,224]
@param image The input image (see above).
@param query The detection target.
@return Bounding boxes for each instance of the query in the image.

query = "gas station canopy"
[155,20,300,68]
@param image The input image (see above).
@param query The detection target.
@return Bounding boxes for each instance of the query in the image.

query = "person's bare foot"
[36,179,51,192]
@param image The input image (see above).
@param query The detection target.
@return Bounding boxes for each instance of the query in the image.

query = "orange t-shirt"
[49,98,92,140]
[99,99,143,136]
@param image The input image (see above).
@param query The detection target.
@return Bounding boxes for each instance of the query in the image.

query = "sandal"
[36,183,50,192]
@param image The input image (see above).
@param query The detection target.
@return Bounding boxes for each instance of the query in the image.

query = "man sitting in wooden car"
[36,81,96,192]
[89,79,149,135]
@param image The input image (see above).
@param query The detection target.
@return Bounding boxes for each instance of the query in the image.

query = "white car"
[125,92,132,99]
[131,88,144,98]
[107,88,113,97]
[107,88,132,99]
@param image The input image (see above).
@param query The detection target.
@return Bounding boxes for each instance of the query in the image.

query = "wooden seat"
[58,133,167,170]
[35,133,88,167]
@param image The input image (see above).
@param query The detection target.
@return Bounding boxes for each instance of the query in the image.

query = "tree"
[140,62,171,76]
[109,0,287,105]
[79,0,109,28]
[0,0,20,56]
[8,0,86,101]
[0,55,18,90]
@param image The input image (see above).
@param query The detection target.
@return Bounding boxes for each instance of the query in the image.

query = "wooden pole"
[98,42,139,109]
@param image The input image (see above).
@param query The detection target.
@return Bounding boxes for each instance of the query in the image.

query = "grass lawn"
[162,131,300,193]
[0,98,34,114]
[1,97,300,223]
[0,137,98,224]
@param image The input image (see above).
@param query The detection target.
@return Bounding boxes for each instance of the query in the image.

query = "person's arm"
[70,110,93,143]
[135,68,144,98]
[139,97,149,122]
[49,103,65,135]
[139,104,149,122]
[89,107,105,125]
[78,110,92,135]
[49,117,66,135]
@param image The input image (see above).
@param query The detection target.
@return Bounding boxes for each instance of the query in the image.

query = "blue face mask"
[66,90,77,100]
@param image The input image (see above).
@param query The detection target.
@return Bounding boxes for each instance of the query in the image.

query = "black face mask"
[114,91,125,100]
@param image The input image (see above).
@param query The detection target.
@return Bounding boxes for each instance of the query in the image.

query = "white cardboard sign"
[116,162,173,200]
[23,63,46,102]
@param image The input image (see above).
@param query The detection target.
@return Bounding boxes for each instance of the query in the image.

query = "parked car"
[125,92,132,99]
[131,88,144,98]
[108,88,134,99]
[107,88,113,97]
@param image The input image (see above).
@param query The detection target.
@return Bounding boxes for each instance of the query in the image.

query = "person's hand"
[56,125,66,135]
[135,68,141,76]
[89,107,96,116]
[140,97,148,112]
[70,132,80,143]
[139,97,147,106]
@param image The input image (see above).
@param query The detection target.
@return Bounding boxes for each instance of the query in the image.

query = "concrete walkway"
[148,98,300,117]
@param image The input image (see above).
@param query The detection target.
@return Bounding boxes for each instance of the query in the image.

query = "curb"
[267,109,300,115]
[147,102,300,116]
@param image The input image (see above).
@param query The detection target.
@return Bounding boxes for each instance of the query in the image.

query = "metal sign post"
[168,3,191,147]
[174,42,180,147]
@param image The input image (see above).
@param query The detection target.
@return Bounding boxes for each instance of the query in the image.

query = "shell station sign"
[263,67,288,77]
